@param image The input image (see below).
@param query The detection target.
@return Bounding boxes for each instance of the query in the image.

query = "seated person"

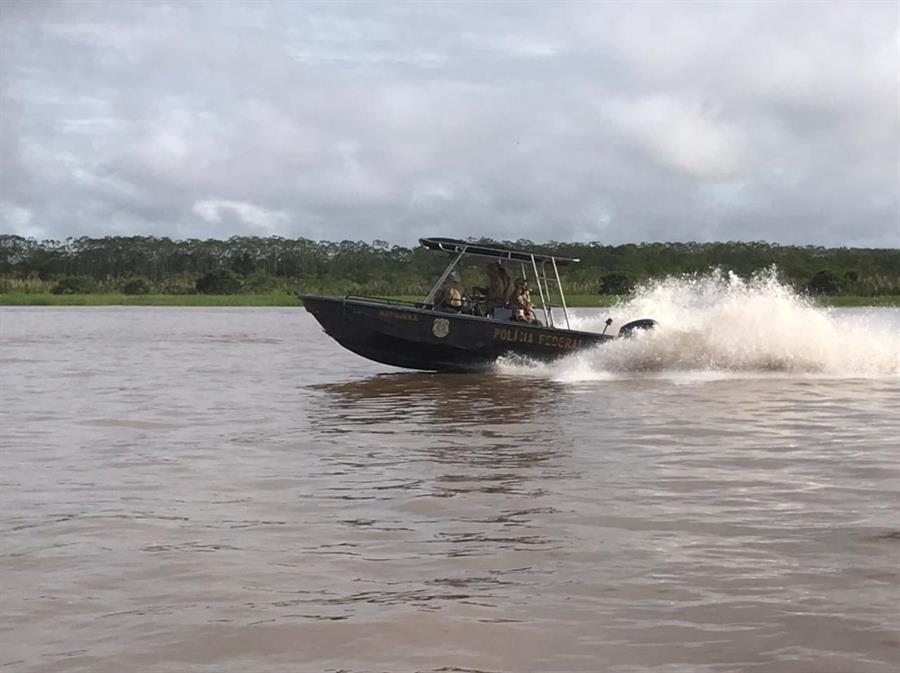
[439,271,465,311]
[508,277,536,323]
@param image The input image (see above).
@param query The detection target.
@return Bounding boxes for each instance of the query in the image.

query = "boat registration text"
[378,309,419,322]
[493,327,583,350]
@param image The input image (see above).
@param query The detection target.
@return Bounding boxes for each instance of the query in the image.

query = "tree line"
[0,235,898,296]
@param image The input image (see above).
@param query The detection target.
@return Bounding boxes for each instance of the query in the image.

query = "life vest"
[443,283,463,307]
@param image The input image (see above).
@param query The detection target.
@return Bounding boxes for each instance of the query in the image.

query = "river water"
[2,284,899,672]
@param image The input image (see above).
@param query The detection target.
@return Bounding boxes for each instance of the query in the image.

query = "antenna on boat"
[601,317,613,336]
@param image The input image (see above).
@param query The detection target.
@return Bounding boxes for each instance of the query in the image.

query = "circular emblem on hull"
[432,318,450,338]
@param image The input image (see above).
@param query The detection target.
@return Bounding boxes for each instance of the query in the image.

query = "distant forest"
[1,235,898,296]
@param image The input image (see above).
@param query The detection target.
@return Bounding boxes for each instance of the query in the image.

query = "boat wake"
[496,269,900,381]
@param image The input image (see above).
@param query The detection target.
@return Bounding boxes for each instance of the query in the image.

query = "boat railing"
[347,294,580,327]
[344,295,426,307]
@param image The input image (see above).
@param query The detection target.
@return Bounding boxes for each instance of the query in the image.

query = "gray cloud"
[0,0,897,246]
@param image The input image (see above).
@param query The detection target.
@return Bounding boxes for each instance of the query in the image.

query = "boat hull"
[300,295,613,372]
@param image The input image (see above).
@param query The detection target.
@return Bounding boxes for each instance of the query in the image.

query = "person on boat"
[508,277,536,322]
[485,261,512,307]
[440,271,465,311]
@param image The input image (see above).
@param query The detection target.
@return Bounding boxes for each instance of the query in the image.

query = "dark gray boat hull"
[300,294,613,372]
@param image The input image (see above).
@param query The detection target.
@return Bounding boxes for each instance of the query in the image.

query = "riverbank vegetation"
[1,235,898,305]
[2,293,896,308]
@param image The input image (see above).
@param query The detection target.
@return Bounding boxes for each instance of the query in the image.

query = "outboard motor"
[618,318,658,338]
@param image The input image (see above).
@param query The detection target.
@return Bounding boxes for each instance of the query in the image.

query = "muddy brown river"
[1,300,898,672]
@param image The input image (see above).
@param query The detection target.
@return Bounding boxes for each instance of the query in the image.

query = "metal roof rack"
[419,237,580,266]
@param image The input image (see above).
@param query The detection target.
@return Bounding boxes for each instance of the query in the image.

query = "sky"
[0,0,898,247]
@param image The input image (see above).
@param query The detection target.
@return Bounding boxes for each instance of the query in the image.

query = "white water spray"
[498,269,900,380]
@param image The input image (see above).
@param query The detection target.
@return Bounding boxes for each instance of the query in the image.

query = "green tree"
[122,277,151,295]
[196,269,242,294]
[806,270,841,295]
[598,272,635,295]
[50,275,97,294]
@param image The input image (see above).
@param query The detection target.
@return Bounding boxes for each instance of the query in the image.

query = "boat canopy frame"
[419,237,579,265]
[420,237,574,330]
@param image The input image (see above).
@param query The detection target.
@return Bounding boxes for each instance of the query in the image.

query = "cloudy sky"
[1,0,898,246]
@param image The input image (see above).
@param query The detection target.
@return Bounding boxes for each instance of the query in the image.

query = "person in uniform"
[440,271,465,310]
[508,277,536,322]
[485,261,512,308]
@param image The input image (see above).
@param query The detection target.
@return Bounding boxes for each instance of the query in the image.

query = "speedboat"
[300,237,656,372]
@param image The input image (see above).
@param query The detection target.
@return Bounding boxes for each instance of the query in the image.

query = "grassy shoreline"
[0,293,303,306]
[1,293,898,307]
